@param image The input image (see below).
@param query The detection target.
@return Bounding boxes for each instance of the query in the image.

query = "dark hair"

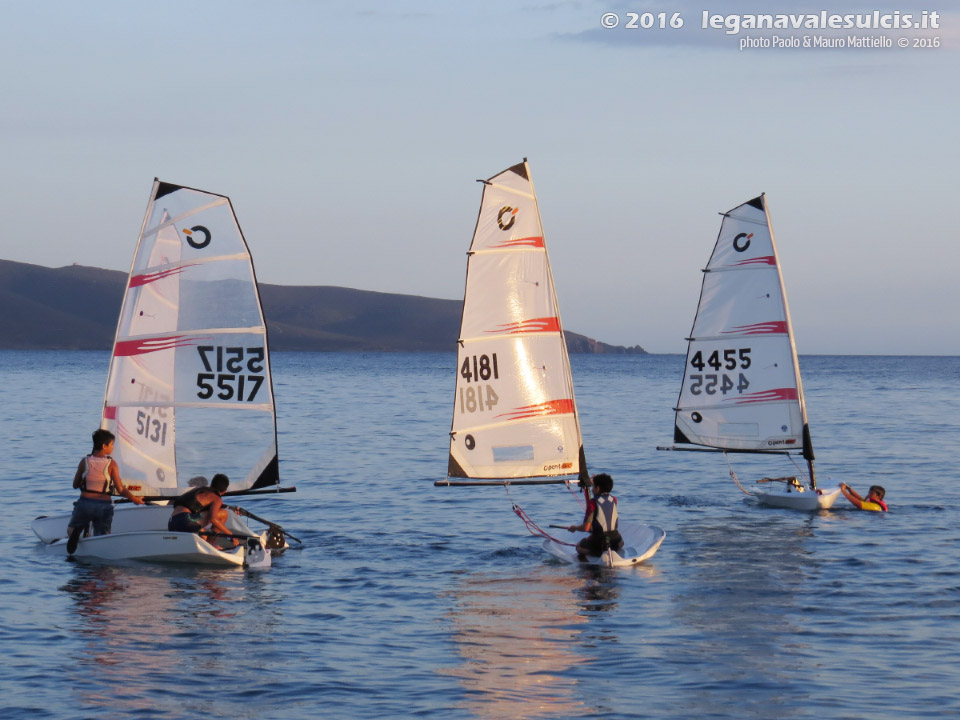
[211,474,230,494]
[92,428,116,451]
[869,485,885,500]
[593,473,614,494]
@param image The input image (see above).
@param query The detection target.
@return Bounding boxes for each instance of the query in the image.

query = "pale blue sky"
[1,1,956,354]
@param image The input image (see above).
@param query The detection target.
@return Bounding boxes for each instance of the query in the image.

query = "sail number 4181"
[459,353,500,414]
[460,353,499,383]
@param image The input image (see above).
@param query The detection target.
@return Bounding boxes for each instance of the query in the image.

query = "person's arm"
[206,496,231,535]
[568,502,594,532]
[839,482,863,509]
[110,462,144,505]
[72,460,85,489]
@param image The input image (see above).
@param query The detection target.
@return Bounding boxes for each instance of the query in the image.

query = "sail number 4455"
[196,345,265,401]
[688,348,751,396]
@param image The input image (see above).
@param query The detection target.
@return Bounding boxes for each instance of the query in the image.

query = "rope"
[724,452,753,496]
[504,483,577,546]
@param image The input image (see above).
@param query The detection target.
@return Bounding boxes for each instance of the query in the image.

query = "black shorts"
[581,530,623,556]
[168,511,203,533]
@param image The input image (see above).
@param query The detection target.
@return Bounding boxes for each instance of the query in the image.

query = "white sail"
[101,180,279,496]
[447,160,586,482]
[672,195,813,458]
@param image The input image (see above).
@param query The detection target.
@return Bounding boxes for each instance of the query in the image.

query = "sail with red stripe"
[100,179,279,496]
[447,160,586,481]
[672,194,812,455]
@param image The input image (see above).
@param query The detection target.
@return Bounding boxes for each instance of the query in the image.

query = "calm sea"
[2,351,959,719]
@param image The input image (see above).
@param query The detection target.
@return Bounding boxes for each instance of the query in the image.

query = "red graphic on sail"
[114,335,200,356]
[723,321,788,335]
[486,317,561,335]
[730,255,776,267]
[496,399,575,422]
[492,236,544,249]
[129,264,196,288]
[733,388,798,404]
[114,420,136,447]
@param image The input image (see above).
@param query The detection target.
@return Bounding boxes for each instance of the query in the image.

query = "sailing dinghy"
[659,194,841,511]
[435,159,665,567]
[31,180,294,567]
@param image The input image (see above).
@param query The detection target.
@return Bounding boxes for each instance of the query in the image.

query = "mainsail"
[671,194,815,470]
[101,180,279,497]
[443,160,588,485]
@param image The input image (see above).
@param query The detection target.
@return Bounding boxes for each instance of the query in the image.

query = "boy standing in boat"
[839,483,887,511]
[567,473,624,558]
[67,429,144,552]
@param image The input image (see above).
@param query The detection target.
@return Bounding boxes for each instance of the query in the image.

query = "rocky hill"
[0,259,647,354]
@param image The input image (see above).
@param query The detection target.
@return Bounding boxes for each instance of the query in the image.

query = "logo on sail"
[129,264,196,287]
[183,225,211,249]
[723,321,788,335]
[492,236,544,249]
[496,399,575,421]
[733,232,753,252]
[486,317,561,334]
[497,206,518,231]
[731,255,776,267]
[114,335,203,356]
[732,388,798,404]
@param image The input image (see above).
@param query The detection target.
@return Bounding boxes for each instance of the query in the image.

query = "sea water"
[2,351,959,719]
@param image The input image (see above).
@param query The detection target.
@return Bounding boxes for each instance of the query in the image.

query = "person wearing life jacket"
[66,429,144,553]
[566,473,624,558]
[168,473,236,546]
[839,483,888,512]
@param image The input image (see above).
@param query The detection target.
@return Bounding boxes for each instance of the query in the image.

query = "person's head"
[210,474,230,495]
[592,473,614,494]
[92,428,116,452]
[868,485,885,501]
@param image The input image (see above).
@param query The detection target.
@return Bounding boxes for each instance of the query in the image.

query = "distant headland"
[0,259,647,354]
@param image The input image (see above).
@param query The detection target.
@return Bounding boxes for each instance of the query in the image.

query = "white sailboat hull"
[32,504,174,544]
[33,504,273,568]
[45,530,270,568]
[753,485,842,511]
[542,521,666,568]
[31,503,255,544]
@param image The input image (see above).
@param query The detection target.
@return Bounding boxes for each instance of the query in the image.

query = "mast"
[763,195,816,490]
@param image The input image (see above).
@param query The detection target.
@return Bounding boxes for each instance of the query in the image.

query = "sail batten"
[102,180,279,497]
[447,160,585,482]
[671,194,810,455]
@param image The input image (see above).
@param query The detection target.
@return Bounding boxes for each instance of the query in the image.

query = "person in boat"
[168,473,237,545]
[566,473,624,558]
[839,483,887,512]
[67,429,145,552]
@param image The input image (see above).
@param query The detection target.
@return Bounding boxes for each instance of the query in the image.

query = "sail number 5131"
[196,345,265,401]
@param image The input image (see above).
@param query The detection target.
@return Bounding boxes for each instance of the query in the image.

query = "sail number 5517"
[196,345,265,401]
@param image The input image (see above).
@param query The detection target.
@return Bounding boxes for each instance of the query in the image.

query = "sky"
[1,0,956,354]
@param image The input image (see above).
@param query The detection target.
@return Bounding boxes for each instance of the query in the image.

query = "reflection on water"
[670,511,820,717]
[59,563,282,718]
[440,565,623,719]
